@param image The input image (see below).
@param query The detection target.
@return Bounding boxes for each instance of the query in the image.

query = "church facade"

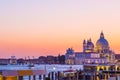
[65,32,115,64]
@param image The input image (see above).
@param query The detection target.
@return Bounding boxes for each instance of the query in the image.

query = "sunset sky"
[0,0,120,58]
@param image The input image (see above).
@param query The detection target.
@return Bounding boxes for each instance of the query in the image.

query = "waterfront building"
[65,48,75,64]
[10,56,17,65]
[65,32,115,64]
[0,59,10,65]
[115,54,120,64]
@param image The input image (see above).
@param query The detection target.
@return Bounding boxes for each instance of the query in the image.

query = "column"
[29,76,31,80]
[43,75,46,80]
[18,76,23,80]
[58,71,60,80]
[48,73,50,79]
[39,75,41,80]
[55,72,57,80]
[51,72,54,80]
[33,75,36,80]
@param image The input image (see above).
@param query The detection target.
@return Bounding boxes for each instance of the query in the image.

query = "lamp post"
[52,66,56,80]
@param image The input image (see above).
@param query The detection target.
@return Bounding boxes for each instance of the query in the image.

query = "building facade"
[65,32,115,64]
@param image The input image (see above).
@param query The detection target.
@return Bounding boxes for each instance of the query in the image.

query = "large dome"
[96,32,109,49]
[96,38,109,48]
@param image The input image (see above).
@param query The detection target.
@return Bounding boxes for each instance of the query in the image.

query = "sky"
[0,0,120,58]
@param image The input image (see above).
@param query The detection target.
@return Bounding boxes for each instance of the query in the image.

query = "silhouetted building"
[0,59,10,65]
[39,56,47,64]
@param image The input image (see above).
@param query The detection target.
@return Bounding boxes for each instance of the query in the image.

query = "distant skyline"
[0,0,120,58]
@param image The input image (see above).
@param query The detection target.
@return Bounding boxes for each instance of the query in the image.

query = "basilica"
[65,32,115,64]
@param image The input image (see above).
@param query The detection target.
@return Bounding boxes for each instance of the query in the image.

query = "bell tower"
[83,39,87,52]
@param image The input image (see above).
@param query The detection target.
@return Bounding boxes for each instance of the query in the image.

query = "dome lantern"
[100,31,104,38]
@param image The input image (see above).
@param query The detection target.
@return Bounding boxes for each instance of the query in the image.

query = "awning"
[18,70,33,76]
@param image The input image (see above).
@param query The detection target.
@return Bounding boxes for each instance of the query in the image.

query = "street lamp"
[52,66,56,80]
[53,66,56,71]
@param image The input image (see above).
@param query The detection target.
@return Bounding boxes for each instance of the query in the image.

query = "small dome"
[87,41,94,47]
[87,39,94,49]
[96,32,109,49]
